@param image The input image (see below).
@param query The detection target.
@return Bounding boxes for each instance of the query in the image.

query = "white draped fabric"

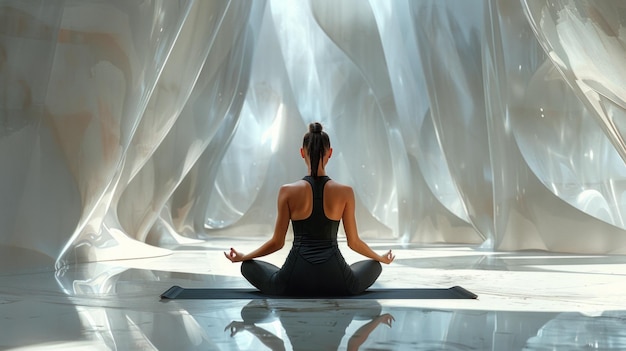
[1,0,626,267]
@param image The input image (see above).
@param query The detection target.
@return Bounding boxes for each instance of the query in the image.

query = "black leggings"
[241,249,382,296]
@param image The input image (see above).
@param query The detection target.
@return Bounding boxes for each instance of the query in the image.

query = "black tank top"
[291,176,340,264]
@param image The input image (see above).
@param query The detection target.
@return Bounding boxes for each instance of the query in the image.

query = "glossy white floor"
[2,238,626,351]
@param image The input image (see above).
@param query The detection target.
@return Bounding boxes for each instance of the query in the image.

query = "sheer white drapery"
[1,0,626,267]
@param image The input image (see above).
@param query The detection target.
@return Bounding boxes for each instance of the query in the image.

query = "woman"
[224,122,395,296]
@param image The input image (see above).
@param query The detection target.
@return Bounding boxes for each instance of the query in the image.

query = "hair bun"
[309,122,323,134]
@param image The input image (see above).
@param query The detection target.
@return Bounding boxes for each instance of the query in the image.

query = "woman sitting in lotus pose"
[224,122,394,296]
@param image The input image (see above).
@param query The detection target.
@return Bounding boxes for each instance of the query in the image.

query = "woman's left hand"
[224,248,245,262]
[379,250,395,264]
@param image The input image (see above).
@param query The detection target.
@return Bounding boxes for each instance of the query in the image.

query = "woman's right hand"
[379,250,395,264]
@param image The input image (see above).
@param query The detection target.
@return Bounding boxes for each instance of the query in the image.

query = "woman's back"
[280,177,361,295]
[284,177,349,222]
[290,176,340,245]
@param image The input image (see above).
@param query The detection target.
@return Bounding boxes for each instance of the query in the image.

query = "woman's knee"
[241,260,265,283]
[241,260,263,278]
[241,260,280,282]
[369,259,382,271]
[240,260,284,295]
[369,260,382,280]
[240,260,254,277]
[347,260,382,295]
[352,259,382,277]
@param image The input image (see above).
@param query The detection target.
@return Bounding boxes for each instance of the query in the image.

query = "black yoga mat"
[160,285,477,300]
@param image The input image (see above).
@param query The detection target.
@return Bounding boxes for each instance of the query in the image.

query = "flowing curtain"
[1,0,626,268]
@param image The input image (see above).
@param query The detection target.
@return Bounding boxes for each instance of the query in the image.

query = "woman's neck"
[307,166,326,177]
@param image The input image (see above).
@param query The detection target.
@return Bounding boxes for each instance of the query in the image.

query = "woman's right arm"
[342,187,395,264]
[224,185,290,262]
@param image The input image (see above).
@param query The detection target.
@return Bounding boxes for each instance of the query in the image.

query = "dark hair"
[303,122,331,177]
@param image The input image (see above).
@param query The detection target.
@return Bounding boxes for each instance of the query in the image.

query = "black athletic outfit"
[241,176,381,296]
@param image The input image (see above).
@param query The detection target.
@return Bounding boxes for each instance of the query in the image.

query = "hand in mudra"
[224,248,245,262]
[380,250,395,264]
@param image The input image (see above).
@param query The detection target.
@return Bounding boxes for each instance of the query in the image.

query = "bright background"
[1,0,626,268]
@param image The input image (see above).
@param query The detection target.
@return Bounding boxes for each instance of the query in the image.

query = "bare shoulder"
[279,180,309,194]
[282,179,309,188]
[326,179,354,197]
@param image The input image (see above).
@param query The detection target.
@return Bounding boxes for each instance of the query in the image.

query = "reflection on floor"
[2,238,626,350]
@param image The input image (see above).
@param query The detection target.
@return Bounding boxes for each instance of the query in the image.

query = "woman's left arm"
[225,186,291,262]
